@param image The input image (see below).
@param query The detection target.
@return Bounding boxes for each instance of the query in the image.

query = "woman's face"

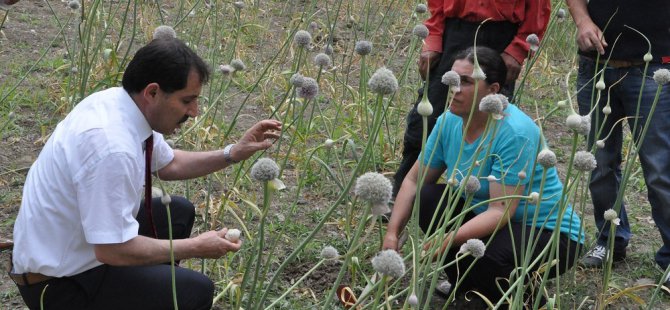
[448,59,499,118]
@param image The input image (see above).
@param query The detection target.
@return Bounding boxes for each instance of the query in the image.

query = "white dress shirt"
[12,87,174,277]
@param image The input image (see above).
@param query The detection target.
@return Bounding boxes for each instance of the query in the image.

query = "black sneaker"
[579,244,626,268]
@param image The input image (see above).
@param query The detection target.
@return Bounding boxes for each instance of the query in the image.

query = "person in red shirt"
[392,0,551,198]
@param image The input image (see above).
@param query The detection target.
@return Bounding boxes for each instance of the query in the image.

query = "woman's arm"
[426,182,524,256]
[383,161,445,251]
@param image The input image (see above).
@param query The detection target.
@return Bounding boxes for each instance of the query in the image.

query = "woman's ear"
[488,82,501,94]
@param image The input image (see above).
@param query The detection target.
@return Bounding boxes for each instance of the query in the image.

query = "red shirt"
[425,0,551,64]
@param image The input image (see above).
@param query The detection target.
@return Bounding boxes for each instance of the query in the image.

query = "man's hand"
[575,20,607,55]
[193,228,242,259]
[418,51,441,80]
[501,52,522,86]
[382,233,399,252]
[230,119,282,162]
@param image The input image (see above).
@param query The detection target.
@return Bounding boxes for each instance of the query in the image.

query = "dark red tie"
[145,134,158,238]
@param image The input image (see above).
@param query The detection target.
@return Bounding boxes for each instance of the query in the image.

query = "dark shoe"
[579,244,626,268]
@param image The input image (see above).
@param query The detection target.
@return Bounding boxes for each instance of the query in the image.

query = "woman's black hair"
[453,46,507,88]
[122,38,210,94]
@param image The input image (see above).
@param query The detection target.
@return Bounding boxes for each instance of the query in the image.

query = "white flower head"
[355,40,372,56]
[603,105,612,115]
[320,245,339,260]
[573,151,597,172]
[441,70,461,92]
[479,93,508,119]
[153,25,177,40]
[225,229,241,242]
[460,176,481,194]
[324,138,335,148]
[219,64,234,75]
[294,30,312,48]
[653,69,670,85]
[417,97,433,116]
[557,100,567,108]
[161,194,171,205]
[415,4,427,14]
[68,0,80,10]
[412,24,429,39]
[355,172,393,215]
[528,192,540,204]
[537,149,557,168]
[604,209,618,221]
[644,52,653,62]
[231,59,246,71]
[408,293,419,306]
[314,53,332,68]
[371,249,405,278]
[250,158,280,181]
[526,34,540,52]
[458,239,486,258]
[298,77,319,100]
[566,113,582,131]
[595,77,606,90]
[368,67,399,95]
[290,73,304,87]
[596,139,605,149]
[578,115,591,136]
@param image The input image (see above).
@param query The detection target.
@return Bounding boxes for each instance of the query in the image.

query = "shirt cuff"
[423,35,443,53]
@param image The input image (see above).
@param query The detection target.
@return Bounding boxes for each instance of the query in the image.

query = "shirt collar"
[118,87,153,142]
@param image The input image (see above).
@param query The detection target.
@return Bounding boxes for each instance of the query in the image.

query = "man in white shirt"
[11,38,282,309]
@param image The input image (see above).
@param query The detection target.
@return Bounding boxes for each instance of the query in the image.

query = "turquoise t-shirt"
[421,104,584,243]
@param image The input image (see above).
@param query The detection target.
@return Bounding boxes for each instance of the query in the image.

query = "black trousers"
[418,184,579,302]
[16,196,213,310]
[393,18,519,196]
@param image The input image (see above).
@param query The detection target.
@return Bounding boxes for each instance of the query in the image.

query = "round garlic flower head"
[368,67,399,95]
[526,33,540,51]
[225,228,241,242]
[308,21,318,32]
[161,194,171,205]
[250,158,280,181]
[324,138,335,148]
[460,176,481,194]
[557,8,566,19]
[320,245,339,260]
[566,113,582,130]
[578,115,591,136]
[407,293,419,306]
[231,59,246,71]
[528,192,540,204]
[355,40,372,56]
[537,149,557,168]
[354,172,393,213]
[153,25,177,40]
[573,151,597,172]
[517,170,527,180]
[417,97,433,116]
[604,209,618,221]
[294,30,312,48]
[479,93,505,116]
[653,68,670,85]
[415,3,427,14]
[603,105,612,115]
[289,73,304,87]
[219,64,234,75]
[233,1,245,9]
[471,65,487,80]
[412,24,429,39]
[596,139,605,149]
[68,0,80,10]
[314,53,332,68]
[297,77,319,99]
[442,70,461,89]
[458,239,486,258]
[371,249,405,278]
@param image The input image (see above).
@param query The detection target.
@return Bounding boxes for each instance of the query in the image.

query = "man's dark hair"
[453,46,507,88]
[122,38,210,94]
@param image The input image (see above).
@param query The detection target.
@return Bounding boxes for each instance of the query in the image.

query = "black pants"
[418,184,579,302]
[16,196,213,310]
[393,18,519,196]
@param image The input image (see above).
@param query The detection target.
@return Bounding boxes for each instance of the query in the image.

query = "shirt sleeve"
[151,132,175,172]
[491,134,536,186]
[503,0,551,64]
[75,152,141,244]
[423,0,446,52]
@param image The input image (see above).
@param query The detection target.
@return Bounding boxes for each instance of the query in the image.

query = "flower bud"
[161,194,171,205]
[602,105,611,115]
[596,140,605,149]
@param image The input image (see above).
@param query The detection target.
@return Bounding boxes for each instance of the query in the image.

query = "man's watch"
[223,144,238,164]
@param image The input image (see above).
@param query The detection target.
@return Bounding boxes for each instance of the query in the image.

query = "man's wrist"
[223,144,238,164]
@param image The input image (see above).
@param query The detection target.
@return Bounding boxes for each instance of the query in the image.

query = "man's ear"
[142,83,160,103]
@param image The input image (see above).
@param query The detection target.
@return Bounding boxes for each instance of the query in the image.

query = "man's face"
[149,69,202,135]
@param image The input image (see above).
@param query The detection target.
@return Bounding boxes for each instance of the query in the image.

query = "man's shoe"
[579,244,626,268]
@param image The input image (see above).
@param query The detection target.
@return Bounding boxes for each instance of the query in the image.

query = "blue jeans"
[577,56,670,269]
